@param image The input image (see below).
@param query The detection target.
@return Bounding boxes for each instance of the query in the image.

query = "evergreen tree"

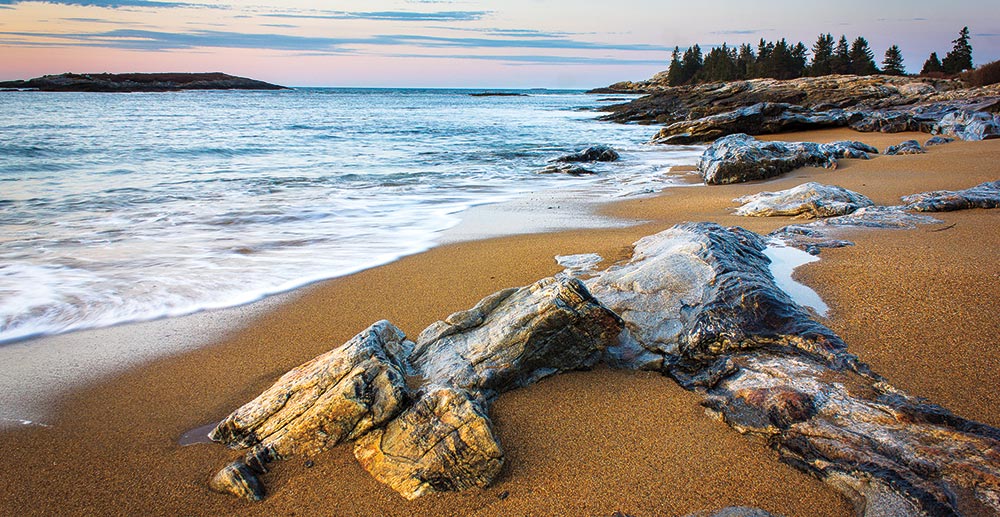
[679,44,704,84]
[700,44,739,82]
[848,36,879,75]
[666,46,684,86]
[736,43,756,79]
[942,26,973,73]
[882,45,905,75]
[921,52,944,75]
[791,42,809,77]
[831,35,851,74]
[810,33,835,76]
[754,38,776,78]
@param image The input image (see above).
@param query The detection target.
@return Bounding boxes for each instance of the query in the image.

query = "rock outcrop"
[208,277,622,501]
[206,220,1000,514]
[903,180,1000,212]
[733,182,874,219]
[698,134,876,185]
[587,223,1000,515]
[0,72,287,92]
[925,136,955,147]
[653,102,854,145]
[553,145,620,163]
[883,140,924,155]
[208,321,413,500]
[597,75,1000,125]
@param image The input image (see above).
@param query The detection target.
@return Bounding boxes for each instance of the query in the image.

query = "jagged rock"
[587,222,1000,515]
[733,182,874,219]
[884,140,924,155]
[410,276,623,399]
[553,145,620,163]
[353,387,502,500]
[597,74,1000,125]
[903,180,1000,212]
[698,134,876,185]
[209,461,266,501]
[934,109,1000,141]
[925,135,955,146]
[537,163,596,176]
[652,102,853,145]
[208,321,412,499]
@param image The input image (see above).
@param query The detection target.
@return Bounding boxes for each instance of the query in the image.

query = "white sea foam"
[0,88,704,344]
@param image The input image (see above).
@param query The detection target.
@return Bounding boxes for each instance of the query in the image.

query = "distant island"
[0,72,288,92]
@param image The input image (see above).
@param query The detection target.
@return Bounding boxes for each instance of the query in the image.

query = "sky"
[1,0,998,88]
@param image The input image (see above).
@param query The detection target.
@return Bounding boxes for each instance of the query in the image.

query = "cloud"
[0,0,190,7]
[263,10,490,22]
[0,28,670,54]
[388,53,668,66]
[709,29,770,36]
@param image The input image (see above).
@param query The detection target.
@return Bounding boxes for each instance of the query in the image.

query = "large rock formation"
[903,180,1000,212]
[594,75,1000,145]
[208,277,622,501]
[698,134,877,185]
[0,72,287,92]
[206,219,1000,514]
[587,223,1000,516]
[733,182,874,219]
[596,75,1000,125]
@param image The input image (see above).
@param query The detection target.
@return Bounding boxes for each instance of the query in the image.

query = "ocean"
[0,88,703,343]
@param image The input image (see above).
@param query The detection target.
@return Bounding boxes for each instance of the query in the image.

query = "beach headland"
[2,76,1000,515]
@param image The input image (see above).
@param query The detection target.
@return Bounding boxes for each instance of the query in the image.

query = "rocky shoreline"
[0,72,287,92]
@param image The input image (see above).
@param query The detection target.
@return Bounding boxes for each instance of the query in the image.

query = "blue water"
[0,88,701,343]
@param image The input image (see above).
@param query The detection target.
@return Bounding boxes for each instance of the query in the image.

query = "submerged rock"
[698,134,876,185]
[903,180,1000,212]
[733,182,874,219]
[884,139,924,155]
[354,387,502,500]
[587,222,1000,515]
[537,163,596,176]
[553,145,620,163]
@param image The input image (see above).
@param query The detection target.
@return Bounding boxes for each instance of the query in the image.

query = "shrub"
[960,60,1000,87]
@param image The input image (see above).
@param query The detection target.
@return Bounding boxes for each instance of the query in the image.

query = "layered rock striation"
[698,134,877,185]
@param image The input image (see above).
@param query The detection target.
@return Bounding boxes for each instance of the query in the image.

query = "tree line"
[665,27,974,86]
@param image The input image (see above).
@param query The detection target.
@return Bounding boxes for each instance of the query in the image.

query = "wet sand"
[2,129,997,516]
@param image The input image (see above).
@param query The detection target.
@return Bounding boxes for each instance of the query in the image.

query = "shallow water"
[0,88,704,342]
[764,243,830,317]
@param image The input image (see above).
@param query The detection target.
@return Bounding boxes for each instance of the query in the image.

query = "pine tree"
[810,33,835,76]
[921,52,944,75]
[736,43,755,79]
[679,44,704,85]
[831,35,851,74]
[791,42,809,77]
[700,44,739,82]
[882,45,905,75]
[848,37,879,75]
[942,26,973,73]
[666,46,684,86]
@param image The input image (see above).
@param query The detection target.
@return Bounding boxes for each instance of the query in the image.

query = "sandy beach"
[1,129,997,516]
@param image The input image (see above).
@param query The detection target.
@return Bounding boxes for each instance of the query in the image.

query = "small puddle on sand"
[763,243,830,318]
[179,421,218,446]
